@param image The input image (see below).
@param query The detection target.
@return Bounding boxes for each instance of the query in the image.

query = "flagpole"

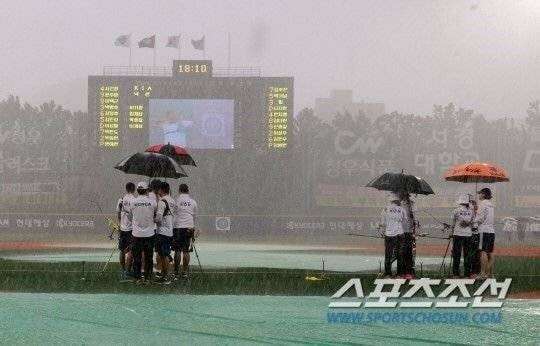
[203,36,206,59]
[129,46,132,69]
[227,32,231,69]
[153,46,156,68]
[178,33,181,59]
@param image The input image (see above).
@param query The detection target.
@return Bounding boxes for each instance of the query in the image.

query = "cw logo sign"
[334,131,384,155]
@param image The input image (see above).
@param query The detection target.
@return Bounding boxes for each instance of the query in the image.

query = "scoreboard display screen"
[148,99,235,149]
[88,60,293,157]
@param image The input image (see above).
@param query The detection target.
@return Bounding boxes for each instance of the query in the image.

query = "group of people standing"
[379,187,496,279]
[116,179,198,284]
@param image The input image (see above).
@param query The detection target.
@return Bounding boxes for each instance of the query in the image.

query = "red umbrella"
[444,161,510,199]
[145,143,196,166]
[444,162,509,183]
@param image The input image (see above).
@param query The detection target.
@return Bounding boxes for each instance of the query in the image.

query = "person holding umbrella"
[114,149,193,282]
[474,187,496,278]
[378,192,408,278]
[367,171,434,278]
[399,191,417,280]
[444,162,509,278]
[450,194,474,278]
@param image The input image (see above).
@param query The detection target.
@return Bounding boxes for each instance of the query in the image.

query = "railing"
[213,67,261,77]
[102,65,262,77]
[102,66,171,76]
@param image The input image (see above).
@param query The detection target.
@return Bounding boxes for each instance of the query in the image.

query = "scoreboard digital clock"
[172,60,212,78]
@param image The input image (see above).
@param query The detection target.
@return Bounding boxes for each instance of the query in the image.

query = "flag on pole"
[191,36,205,50]
[138,35,156,48]
[166,35,180,48]
[114,34,131,47]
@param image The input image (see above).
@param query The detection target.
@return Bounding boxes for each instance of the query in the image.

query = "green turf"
[0,256,537,296]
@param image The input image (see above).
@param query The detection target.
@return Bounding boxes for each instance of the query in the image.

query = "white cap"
[388,192,400,202]
[456,194,470,205]
[137,181,148,190]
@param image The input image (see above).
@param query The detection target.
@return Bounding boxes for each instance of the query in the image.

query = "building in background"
[314,89,385,123]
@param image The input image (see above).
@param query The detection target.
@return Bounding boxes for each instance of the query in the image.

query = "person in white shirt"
[116,182,135,278]
[154,181,175,283]
[378,193,408,278]
[450,194,474,278]
[474,188,496,278]
[173,184,198,278]
[469,200,481,276]
[127,181,157,282]
[148,179,161,203]
[399,192,417,279]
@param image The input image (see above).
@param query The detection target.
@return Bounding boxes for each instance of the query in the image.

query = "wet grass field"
[0,256,537,296]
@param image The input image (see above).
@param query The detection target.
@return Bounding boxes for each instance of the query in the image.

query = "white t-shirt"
[474,200,495,234]
[116,193,134,232]
[128,194,157,238]
[174,194,198,229]
[452,205,474,237]
[380,203,408,237]
[156,195,175,237]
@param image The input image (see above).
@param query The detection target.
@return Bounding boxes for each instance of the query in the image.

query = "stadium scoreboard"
[88,60,293,155]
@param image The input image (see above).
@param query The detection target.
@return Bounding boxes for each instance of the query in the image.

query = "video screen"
[149,99,234,149]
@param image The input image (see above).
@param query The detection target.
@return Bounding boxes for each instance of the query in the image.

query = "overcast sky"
[1,0,539,118]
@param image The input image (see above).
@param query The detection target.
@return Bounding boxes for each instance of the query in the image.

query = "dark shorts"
[155,234,172,257]
[172,228,193,252]
[479,232,495,253]
[118,231,132,251]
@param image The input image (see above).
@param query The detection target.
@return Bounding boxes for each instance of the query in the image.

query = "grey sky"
[1,0,538,118]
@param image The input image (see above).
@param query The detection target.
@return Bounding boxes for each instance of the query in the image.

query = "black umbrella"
[114,152,188,179]
[366,172,434,195]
